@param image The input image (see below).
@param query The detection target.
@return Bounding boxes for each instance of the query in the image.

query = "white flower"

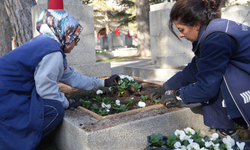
[101,103,111,109]
[101,103,105,108]
[96,89,103,95]
[119,75,126,79]
[174,143,187,150]
[106,104,111,109]
[107,109,110,112]
[213,143,220,150]
[174,142,182,149]
[236,141,245,150]
[187,142,200,150]
[222,135,235,148]
[138,101,146,108]
[116,100,120,106]
[127,76,134,81]
[210,133,219,141]
[177,146,187,150]
[200,148,208,150]
[187,139,193,144]
[175,130,187,141]
[205,141,213,147]
[184,127,195,135]
[109,87,112,92]
[119,75,134,81]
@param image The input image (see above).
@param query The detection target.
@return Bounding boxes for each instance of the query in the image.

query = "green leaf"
[167,132,176,141]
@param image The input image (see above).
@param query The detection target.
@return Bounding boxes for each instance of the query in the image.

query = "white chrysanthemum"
[138,101,146,108]
[116,100,120,106]
[236,141,245,150]
[210,133,219,141]
[184,127,195,135]
[96,89,103,95]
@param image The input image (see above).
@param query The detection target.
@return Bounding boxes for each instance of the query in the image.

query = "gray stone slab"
[124,66,181,82]
[53,105,208,150]
[96,50,137,61]
[150,2,175,11]
[149,4,193,64]
[156,54,193,69]
[221,5,250,26]
[108,31,124,50]
[72,62,111,78]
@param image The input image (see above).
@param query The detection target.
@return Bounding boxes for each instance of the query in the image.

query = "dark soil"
[58,78,163,115]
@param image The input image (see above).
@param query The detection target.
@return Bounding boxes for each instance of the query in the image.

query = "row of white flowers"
[173,127,246,150]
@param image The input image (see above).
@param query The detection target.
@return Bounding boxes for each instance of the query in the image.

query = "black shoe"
[216,128,239,140]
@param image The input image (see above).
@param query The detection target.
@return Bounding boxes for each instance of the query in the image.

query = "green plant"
[147,133,167,148]
[114,75,142,96]
[91,103,109,116]
[102,97,111,104]
[79,99,91,108]
[131,81,142,92]
[140,95,150,102]
[93,95,102,102]
[91,103,101,113]
[86,92,94,99]
[153,99,161,104]
[112,104,128,113]
[98,108,109,116]
[125,98,134,106]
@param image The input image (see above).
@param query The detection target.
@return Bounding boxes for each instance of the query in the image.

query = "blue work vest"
[197,18,250,126]
[0,34,65,149]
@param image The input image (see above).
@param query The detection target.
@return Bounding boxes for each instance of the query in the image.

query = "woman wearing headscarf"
[151,0,250,139]
[0,9,119,149]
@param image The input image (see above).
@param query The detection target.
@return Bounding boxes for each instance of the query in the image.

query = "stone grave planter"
[53,77,206,150]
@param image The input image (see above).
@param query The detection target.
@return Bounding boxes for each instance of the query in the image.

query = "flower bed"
[147,127,250,150]
[59,76,167,120]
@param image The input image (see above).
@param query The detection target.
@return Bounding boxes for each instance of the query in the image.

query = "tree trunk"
[0,0,11,57]
[135,0,151,57]
[4,0,36,47]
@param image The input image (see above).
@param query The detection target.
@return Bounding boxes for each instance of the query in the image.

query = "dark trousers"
[202,91,234,129]
[41,100,65,138]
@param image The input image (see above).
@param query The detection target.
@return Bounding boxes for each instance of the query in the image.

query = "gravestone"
[221,5,250,26]
[31,0,111,77]
[123,35,133,47]
[100,36,108,50]
[150,2,194,69]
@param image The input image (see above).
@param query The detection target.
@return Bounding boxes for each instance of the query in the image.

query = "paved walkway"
[110,58,153,75]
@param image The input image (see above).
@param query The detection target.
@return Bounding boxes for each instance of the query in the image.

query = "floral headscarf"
[36,9,83,48]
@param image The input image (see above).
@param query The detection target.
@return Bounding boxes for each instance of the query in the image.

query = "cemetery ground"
[36,56,250,150]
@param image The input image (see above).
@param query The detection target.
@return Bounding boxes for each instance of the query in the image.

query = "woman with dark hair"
[151,0,250,138]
